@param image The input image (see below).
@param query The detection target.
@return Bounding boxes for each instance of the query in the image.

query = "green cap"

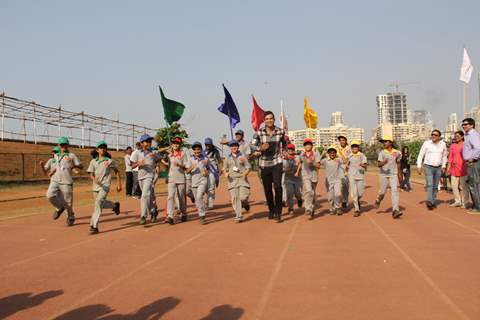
[96,140,108,148]
[58,136,70,145]
[52,146,61,153]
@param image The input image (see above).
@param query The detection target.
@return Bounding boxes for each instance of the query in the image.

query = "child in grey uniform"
[298,139,321,219]
[40,146,60,179]
[337,135,352,209]
[163,137,188,225]
[346,140,367,216]
[224,140,251,223]
[186,142,210,224]
[47,136,82,226]
[375,136,403,219]
[283,143,303,215]
[130,134,162,225]
[87,140,121,234]
[321,146,344,215]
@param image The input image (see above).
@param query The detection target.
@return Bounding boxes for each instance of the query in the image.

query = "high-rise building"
[376,92,408,125]
[444,113,458,142]
[465,107,480,126]
[329,111,344,126]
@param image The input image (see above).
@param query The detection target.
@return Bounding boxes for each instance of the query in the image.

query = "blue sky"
[1,0,479,142]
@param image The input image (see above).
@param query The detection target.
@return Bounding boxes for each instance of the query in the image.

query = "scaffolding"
[0,93,157,150]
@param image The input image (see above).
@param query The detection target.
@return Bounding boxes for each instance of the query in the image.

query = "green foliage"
[155,123,189,148]
[316,146,324,154]
[365,142,383,161]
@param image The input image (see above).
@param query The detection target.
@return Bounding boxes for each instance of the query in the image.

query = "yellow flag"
[304,96,318,129]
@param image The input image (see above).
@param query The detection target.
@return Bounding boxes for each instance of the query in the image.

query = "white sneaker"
[449,202,462,207]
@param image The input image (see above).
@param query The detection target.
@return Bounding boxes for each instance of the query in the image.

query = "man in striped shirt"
[253,111,287,222]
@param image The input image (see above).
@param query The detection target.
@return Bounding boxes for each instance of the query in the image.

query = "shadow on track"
[0,290,64,319]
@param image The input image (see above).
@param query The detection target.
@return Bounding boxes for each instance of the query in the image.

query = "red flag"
[251,95,265,131]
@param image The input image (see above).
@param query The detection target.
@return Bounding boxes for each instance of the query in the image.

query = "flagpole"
[464,82,467,117]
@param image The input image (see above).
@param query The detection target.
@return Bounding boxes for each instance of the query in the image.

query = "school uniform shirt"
[124,154,133,172]
[131,149,141,172]
[186,154,210,188]
[347,152,367,180]
[337,145,352,160]
[87,157,118,191]
[224,152,251,189]
[167,150,188,184]
[299,151,321,183]
[130,149,162,181]
[283,156,302,184]
[378,149,401,176]
[44,158,58,174]
[52,152,82,185]
[238,141,252,158]
[320,157,344,184]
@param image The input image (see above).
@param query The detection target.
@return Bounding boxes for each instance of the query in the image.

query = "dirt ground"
[0,173,479,320]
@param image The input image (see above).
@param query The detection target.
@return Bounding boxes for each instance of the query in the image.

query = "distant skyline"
[1,0,480,143]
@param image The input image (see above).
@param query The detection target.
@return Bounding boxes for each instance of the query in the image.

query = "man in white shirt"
[416,130,448,210]
[124,146,133,196]
[131,142,142,198]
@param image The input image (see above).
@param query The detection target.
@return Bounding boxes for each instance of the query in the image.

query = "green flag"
[159,86,185,125]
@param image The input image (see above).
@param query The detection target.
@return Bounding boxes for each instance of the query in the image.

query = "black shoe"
[188,194,195,204]
[426,202,434,210]
[181,214,187,222]
[66,216,75,226]
[275,215,283,223]
[200,216,207,225]
[89,226,99,235]
[288,208,294,215]
[357,199,362,211]
[336,209,342,216]
[268,212,274,220]
[297,199,303,208]
[375,198,382,209]
[113,202,120,215]
[243,202,250,212]
[140,217,147,225]
[167,217,174,225]
[392,210,403,219]
[353,210,361,217]
[342,202,347,209]
[53,207,65,220]
[151,215,157,223]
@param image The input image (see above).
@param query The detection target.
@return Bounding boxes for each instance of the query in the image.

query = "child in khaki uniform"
[297,139,321,220]
[46,136,82,226]
[375,135,403,219]
[283,143,303,215]
[87,140,122,234]
[346,140,367,217]
[321,146,345,215]
[185,142,210,224]
[224,140,251,223]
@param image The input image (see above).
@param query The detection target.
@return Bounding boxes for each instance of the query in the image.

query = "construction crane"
[388,81,420,92]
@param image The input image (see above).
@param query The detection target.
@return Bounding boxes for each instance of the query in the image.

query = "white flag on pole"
[460,48,474,83]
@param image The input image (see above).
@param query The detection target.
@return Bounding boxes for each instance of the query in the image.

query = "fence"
[0,93,157,150]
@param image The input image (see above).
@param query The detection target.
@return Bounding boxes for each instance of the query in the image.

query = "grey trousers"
[349,177,365,211]
[326,179,342,211]
[91,188,114,228]
[47,181,74,218]
[192,182,208,217]
[285,180,302,209]
[207,172,216,208]
[167,183,186,217]
[341,176,349,203]
[138,178,155,218]
[303,178,317,212]
[377,175,399,211]
[230,186,250,218]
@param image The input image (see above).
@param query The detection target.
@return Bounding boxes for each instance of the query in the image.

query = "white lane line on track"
[46,228,211,320]
[367,215,471,320]
[253,218,300,320]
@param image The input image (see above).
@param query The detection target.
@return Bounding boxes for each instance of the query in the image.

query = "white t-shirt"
[124,154,133,172]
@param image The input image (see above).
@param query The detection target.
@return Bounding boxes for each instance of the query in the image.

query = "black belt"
[424,164,441,168]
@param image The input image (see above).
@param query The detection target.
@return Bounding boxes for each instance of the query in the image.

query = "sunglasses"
[462,123,471,126]
[431,133,439,137]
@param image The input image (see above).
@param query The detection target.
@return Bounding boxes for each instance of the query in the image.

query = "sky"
[1,0,480,143]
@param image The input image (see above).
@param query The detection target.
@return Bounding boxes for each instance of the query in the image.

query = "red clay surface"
[1,173,480,320]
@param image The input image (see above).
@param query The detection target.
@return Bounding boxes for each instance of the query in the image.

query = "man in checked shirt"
[253,111,287,223]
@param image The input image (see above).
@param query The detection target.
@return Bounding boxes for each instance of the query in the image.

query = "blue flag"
[218,84,240,128]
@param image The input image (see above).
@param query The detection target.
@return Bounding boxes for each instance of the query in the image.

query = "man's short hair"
[432,129,442,136]
[125,146,132,151]
[264,110,275,119]
[462,117,476,128]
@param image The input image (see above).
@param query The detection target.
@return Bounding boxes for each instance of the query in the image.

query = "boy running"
[297,139,321,219]
[186,142,210,224]
[46,137,83,226]
[224,140,251,223]
[40,146,60,178]
[204,137,222,209]
[337,135,351,209]
[346,140,368,217]
[130,134,162,225]
[375,136,403,219]
[321,146,344,215]
[283,143,303,215]
[86,140,121,234]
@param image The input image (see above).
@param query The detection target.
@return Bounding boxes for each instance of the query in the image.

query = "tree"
[400,140,423,161]
[155,123,189,148]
